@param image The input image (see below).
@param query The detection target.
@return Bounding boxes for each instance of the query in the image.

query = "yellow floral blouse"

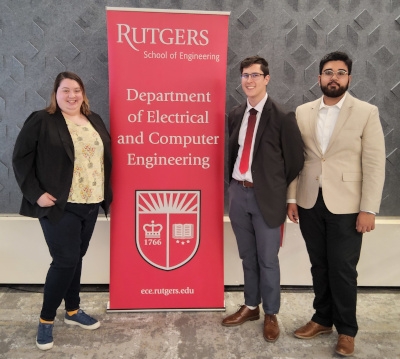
[65,118,104,203]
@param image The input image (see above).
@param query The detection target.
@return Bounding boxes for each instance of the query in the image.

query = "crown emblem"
[143,220,163,238]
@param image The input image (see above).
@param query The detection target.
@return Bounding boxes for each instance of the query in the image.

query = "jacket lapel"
[253,97,272,154]
[233,104,246,135]
[309,98,323,155]
[229,104,246,150]
[325,93,353,154]
[55,111,74,163]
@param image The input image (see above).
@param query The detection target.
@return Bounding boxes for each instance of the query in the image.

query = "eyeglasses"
[241,73,265,80]
[321,70,348,78]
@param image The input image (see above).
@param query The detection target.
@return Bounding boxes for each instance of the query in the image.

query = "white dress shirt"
[317,93,346,155]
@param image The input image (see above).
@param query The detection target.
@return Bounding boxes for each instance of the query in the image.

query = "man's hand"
[356,211,375,233]
[287,203,299,224]
[37,192,57,207]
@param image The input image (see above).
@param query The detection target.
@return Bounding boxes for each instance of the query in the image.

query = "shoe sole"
[335,349,354,357]
[36,339,53,350]
[64,318,100,330]
[221,315,260,327]
[294,329,333,339]
[263,332,280,343]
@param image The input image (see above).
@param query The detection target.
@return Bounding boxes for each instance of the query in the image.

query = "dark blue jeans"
[38,202,100,321]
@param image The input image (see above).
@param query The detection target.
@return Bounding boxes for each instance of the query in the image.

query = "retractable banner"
[106,7,229,310]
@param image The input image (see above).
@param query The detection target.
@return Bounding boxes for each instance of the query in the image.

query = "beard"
[320,80,349,98]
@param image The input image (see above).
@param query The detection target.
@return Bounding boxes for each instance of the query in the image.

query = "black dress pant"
[298,190,362,337]
[38,202,100,321]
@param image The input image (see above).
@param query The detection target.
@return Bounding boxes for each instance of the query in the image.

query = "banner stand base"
[106,302,226,313]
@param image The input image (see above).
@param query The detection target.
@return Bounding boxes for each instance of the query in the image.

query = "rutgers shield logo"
[136,190,200,270]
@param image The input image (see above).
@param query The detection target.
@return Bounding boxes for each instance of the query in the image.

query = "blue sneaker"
[64,309,100,330]
[36,321,54,350]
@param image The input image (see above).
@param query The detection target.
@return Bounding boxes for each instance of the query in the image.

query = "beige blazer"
[287,93,385,214]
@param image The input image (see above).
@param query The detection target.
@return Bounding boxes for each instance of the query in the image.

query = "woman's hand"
[37,193,57,207]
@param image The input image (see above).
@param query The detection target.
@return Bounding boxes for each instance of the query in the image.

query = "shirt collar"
[246,93,268,114]
[319,92,347,110]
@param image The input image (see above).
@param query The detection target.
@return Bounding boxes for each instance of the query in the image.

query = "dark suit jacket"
[12,109,112,223]
[228,97,304,228]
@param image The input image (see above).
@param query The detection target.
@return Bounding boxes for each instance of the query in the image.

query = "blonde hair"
[45,71,91,115]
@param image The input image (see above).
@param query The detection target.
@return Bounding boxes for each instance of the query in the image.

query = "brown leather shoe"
[294,320,333,339]
[335,334,355,357]
[221,305,260,327]
[263,314,280,342]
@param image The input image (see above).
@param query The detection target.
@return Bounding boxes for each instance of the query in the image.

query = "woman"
[12,72,112,350]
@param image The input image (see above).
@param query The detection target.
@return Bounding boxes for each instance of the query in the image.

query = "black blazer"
[228,97,304,228]
[12,109,112,223]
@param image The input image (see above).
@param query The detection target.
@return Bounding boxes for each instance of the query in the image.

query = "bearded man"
[287,51,385,357]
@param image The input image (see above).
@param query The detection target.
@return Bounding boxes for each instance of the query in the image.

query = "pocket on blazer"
[342,172,362,181]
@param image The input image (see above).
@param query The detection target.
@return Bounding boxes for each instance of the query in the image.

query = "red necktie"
[239,108,257,174]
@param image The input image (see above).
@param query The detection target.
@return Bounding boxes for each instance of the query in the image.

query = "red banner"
[106,8,229,310]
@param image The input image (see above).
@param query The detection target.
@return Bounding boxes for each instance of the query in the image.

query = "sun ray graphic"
[138,191,199,213]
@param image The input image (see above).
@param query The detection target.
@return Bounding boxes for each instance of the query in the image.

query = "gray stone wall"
[1,0,399,215]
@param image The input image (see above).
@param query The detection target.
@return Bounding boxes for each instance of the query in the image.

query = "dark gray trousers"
[228,180,281,314]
